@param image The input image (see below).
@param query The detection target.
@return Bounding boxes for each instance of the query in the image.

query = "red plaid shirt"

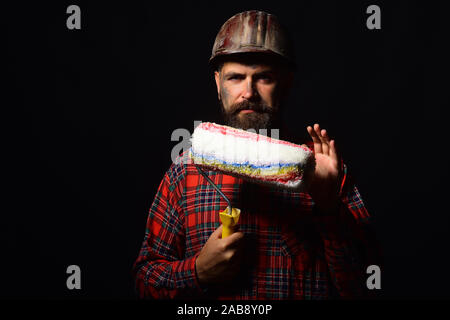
[133,143,381,299]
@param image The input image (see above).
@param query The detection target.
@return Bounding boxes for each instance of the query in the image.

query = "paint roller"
[190,122,315,238]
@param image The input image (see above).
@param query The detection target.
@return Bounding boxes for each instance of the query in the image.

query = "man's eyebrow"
[223,70,276,78]
[223,72,244,78]
[254,70,276,76]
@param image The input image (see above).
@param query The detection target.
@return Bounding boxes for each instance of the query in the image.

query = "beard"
[220,99,280,131]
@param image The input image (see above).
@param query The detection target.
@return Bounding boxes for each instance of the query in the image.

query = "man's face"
[214,61,289,131]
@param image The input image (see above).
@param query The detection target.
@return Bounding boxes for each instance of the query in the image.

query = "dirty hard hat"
[210,10,296,69]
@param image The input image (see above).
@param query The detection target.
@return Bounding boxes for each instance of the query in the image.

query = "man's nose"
[242,79,257,100]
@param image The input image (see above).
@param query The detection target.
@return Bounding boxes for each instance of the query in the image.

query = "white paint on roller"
[191,124,311,166]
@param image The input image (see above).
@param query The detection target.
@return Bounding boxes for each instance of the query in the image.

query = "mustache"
[228,100,274,115]
[219,99,280,131]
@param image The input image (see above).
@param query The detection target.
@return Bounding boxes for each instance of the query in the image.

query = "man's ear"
[214,71,221,100]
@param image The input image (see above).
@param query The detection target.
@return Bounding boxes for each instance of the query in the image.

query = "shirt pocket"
[279,220,319,261]
[280,230,304,257]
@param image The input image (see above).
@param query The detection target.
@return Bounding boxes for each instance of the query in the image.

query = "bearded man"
[133,10,381,299]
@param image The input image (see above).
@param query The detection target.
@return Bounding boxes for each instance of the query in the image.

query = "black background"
[3,0,449,299]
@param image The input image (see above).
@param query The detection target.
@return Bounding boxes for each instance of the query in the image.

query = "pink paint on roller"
[190,122,315,190]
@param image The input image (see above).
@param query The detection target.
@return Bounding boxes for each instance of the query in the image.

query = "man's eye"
[259,76,273,82]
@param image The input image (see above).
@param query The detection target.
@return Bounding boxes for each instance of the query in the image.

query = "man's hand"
[304,123,342,213]
[195,225,245,286]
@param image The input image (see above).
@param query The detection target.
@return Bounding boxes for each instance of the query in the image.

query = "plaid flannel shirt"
[132,142,381,299]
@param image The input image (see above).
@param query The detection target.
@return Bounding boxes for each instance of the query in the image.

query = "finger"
[228,248,244,266]
[230,223,240,233]
[320,128,330,155]
[307,125,322,154]
[329,139,339,162]
[223,231,244,247]
[224,248,242,265]
[314,124,329,156]
[211,224,223,239]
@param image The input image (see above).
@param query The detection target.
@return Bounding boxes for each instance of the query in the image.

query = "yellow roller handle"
[219,206,241,238]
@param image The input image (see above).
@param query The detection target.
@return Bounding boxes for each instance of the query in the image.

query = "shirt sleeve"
[132,162,204,299]
[313,161,383,299]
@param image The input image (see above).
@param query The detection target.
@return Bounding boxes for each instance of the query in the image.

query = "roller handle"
[219,207,241,238]
[221,222,234,238]
[195,165,232,215]
[195,165,239,238]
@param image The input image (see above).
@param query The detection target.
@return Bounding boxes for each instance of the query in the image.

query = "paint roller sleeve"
[189,122,315,190]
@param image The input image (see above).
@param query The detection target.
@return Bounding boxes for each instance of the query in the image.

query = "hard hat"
[210,10,295,69]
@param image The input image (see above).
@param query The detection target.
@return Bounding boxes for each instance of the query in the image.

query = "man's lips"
[239,109,255,114]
